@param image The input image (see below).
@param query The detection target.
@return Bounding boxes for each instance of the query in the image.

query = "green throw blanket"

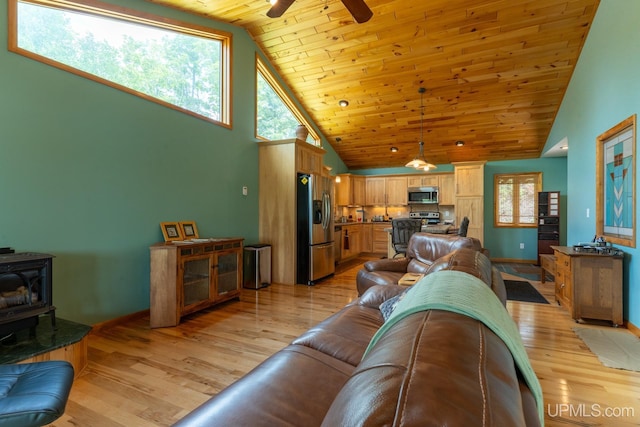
[363,270,544,426]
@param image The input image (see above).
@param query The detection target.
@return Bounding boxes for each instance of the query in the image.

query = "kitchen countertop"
[335,221,391,225]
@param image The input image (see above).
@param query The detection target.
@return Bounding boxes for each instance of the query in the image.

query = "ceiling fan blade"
[341,0,373,23]
[267,0,296,18]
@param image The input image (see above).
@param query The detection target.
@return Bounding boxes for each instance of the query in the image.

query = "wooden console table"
[551,246,623,326]
[150,238,243,328]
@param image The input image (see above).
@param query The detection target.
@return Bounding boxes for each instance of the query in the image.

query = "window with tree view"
[494,173,542,227]
[256,56,318,143]
[9,0,231,126]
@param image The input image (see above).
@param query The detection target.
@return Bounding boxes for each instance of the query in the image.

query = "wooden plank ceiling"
[149,0,599,170]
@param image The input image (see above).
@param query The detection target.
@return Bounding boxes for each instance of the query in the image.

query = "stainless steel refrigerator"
[296,173,335,285]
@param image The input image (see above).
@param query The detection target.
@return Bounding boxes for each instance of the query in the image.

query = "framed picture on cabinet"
[160,222,183,242]
[179,221,199,239]
[596,114,636,248]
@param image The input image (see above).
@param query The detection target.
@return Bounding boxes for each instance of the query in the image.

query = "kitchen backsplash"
[336,205,456,223]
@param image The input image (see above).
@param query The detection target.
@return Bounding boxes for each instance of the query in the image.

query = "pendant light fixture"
[405,87,437,171]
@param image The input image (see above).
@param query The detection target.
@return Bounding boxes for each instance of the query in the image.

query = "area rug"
[504,280,549,304]
[573,327,640,372]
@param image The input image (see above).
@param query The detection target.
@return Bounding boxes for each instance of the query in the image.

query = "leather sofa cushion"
[174,345,354,427]
[406,233,482,273]
[292,304,384,366]
[321,310,537,427]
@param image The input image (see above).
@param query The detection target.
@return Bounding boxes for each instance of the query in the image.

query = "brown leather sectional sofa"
[356,232,487,295]
[173,241,541,427]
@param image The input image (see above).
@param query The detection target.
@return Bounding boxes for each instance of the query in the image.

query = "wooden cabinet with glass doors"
[150,238,243,328]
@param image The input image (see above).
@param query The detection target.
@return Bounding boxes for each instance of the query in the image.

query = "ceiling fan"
[267,0,373,23]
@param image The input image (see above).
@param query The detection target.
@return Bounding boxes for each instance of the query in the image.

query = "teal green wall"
[0,0,342,324]
[353,158,567,260]
[484,158,567,260]
[545,0,640,325]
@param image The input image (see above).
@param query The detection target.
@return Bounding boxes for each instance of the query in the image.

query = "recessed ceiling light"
[455,140,464,147]
[338,99,349,107]
[390,147,398,152]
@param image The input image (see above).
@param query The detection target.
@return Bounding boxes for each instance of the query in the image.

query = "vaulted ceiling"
[150,0,600,170]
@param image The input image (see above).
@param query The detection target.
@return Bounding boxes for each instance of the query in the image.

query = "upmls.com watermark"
[547,403,635,418]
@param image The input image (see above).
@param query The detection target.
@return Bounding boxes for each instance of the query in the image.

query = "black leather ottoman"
[0,360,74,427]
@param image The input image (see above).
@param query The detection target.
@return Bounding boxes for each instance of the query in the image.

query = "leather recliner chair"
[356,232,485,295]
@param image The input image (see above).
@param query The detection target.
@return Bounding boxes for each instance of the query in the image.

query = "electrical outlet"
[519,243,524,249]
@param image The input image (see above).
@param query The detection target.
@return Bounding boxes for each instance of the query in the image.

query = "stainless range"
[409,211,440,224]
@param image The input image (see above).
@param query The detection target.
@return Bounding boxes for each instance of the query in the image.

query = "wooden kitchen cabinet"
[150,238,243,328]
[454,162,485,243]
[336,174,366,206]
[455,162,485,197]
[366,176,408,206]
[352,176,366,205]
[361,223,373,253]
[342,225,361,259]
[552,246,623,326]
[365,177,386,205]
[438,173,455,205]
[386,176,408,205]
[296,141,324,175]
[407,175,438,187]
[372,223,389,254]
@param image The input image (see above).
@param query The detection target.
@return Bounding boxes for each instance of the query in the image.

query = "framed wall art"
[596,114,636,248]
[179,221,199,239]
[160,222,184,242]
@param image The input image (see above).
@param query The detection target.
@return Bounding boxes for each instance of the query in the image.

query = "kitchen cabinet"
[150,238,243,328]
[296,142,324,175]
[454,162,485,243]
[259,139,326,284]
[361,223,373,253]
[365,176,408,206]
[438,174,455,205]
[372,223,389,254]
[365,177,386,205]
[336,174,366,206]
[342,225,361,259]
[386,176,408,205]
[455,163,485,196]
[407,175,438,187]
[552,246,623,326]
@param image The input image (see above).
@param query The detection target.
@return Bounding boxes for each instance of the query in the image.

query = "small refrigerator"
[243,244,272,289]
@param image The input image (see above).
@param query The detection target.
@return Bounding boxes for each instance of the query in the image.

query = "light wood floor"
[52,259,640,426]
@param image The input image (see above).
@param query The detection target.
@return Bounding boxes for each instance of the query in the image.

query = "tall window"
[494,173,542,227]
[9,0,231,126]
[256,56,318,143]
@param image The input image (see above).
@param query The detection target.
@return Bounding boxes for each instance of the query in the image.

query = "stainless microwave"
[408,186,439,204]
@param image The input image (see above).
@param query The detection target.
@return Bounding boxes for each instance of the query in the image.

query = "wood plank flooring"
[52,259,640,426]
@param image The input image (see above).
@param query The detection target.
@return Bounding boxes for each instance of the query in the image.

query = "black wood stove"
[0,252,55,338]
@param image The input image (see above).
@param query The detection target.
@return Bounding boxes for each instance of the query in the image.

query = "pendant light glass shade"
[406,88,437,171]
